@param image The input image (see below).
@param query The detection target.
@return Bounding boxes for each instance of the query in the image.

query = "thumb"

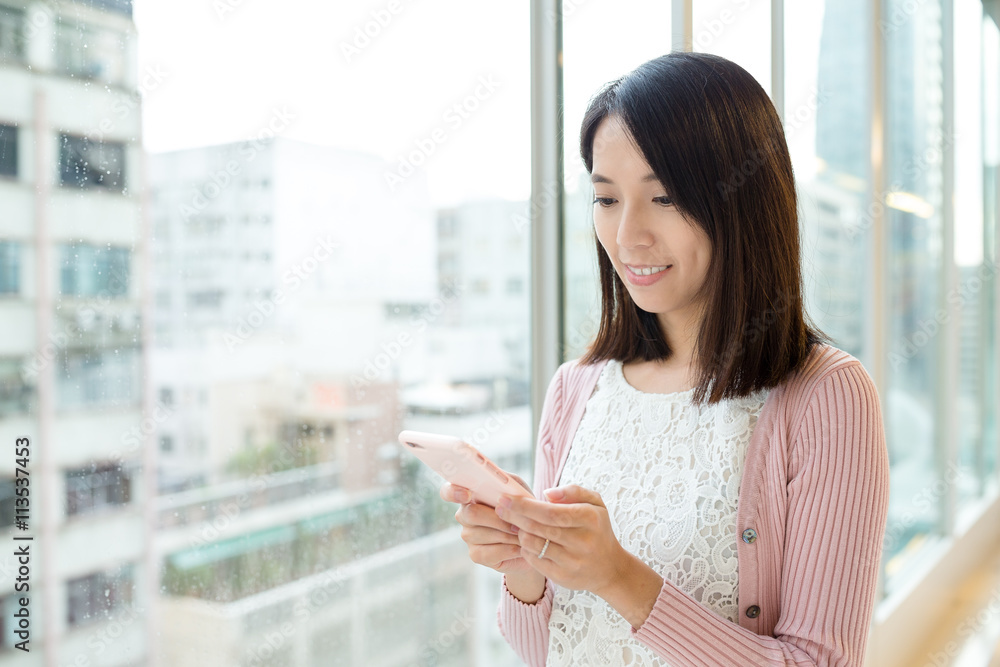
[544,484,605,507]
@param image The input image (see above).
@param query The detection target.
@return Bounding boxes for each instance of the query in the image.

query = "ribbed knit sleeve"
[496,363,565,666]
[629,362,890,666]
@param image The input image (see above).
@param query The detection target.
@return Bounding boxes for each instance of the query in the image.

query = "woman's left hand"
[494,484,627,597]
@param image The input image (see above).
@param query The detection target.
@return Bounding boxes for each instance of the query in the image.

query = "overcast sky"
[133,0,774,208]
[133,0,989,265]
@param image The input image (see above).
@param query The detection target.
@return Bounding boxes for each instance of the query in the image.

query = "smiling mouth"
[626,265,672,276]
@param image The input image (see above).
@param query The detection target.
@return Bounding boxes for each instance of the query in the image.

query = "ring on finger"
[538,537,551,559]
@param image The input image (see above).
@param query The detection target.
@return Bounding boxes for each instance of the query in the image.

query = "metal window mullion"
[939,0,957,538]
[672,0,693,52]
[991,0,1000,491]
[934,0,963,535]
[771,0,785,122]
[529,0,564,455]
[872,0,889,608]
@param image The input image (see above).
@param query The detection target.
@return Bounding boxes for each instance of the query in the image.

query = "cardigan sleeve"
[495,362,567,666]
[628,362,891,666]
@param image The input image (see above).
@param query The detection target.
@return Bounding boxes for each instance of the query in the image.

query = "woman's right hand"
[441,479,549,604]
[439,481,538,577]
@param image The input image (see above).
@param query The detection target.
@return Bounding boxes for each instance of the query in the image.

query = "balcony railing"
[155,461,343,529]
[74,0,133,18]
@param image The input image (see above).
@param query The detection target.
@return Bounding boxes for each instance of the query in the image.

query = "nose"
[616,202,655,250]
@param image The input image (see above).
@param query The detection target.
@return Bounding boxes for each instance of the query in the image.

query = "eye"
[654,196,674,206]
[592,197,616,208]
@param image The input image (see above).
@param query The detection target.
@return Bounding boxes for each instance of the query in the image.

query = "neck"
[656,309,701,373]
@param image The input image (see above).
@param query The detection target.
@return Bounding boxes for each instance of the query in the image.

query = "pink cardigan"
[496,343,890,666]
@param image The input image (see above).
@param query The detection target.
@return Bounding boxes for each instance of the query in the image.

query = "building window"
[0,241,19,294]
[59,134,126,192]
[0,7,24,65]
[187,289,223,308]
[55,20,126,85]
[87,0,133,18]
[0,124,16,178]
[66,563,134,627]
[60,243,130,297]
[56,347,140,410]
[0,479,14,530]
[437,213,457,239]
[65,462,132,517]
[0,357,34,416]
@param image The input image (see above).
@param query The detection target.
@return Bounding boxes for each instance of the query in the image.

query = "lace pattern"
[546,359,771,666]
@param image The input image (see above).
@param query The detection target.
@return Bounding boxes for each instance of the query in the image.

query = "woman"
[441,51,889,666]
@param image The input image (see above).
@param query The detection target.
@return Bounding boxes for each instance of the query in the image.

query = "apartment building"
[0,1,149,665]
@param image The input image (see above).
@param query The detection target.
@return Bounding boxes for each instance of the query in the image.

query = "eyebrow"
[591,172,659,184]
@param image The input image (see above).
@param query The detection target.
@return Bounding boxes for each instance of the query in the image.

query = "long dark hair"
[578,51,834,405]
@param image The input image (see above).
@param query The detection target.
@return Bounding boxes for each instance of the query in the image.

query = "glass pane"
[2,0,534,664]
[692,0,772,95]
[882,0,946,594]
[562,1,672,361]
[140,2,531,666]
[786,0,872,368]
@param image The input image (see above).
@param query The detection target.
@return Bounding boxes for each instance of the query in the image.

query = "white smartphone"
[397,430,534,508]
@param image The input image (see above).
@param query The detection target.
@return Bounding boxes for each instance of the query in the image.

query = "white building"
[0,0,149,665]
[147,138,436,490]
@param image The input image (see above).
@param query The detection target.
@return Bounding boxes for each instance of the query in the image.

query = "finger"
[456,501,520,534]
[499,494,581,530]
[498,503,575,543]
[520,533,558,561]
[469,542,523,568]
[461,524,521,546]
[510,472,533,495]
[543,484,605,507]
[440,482,472,504]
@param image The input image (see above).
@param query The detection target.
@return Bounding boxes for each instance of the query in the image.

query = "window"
[0,357,34,416]
[67,563,134,627]
[88,0,133,18]
[66,462,132,517]
[562,1,673,360]
[0,241,19,294]
[159,387,174,406]
[55,20,127,85]
[60,243,130,297]
[0,7,23,65]
[56,347,140,410]
[881,0,946,594]
[187,289,223,308]
[59,134,126,192]
[0,479,14,530]
[0,124,16,178]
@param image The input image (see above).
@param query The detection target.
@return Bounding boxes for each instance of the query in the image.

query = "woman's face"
[591,115,713,333]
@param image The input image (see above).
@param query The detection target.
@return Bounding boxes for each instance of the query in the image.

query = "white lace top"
[546,358,771,666]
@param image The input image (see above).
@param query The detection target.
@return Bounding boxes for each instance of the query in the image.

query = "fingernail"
[497,495,512,509]
[509,524,519,534]
[544,487,564,500]
[456,489,470,503]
